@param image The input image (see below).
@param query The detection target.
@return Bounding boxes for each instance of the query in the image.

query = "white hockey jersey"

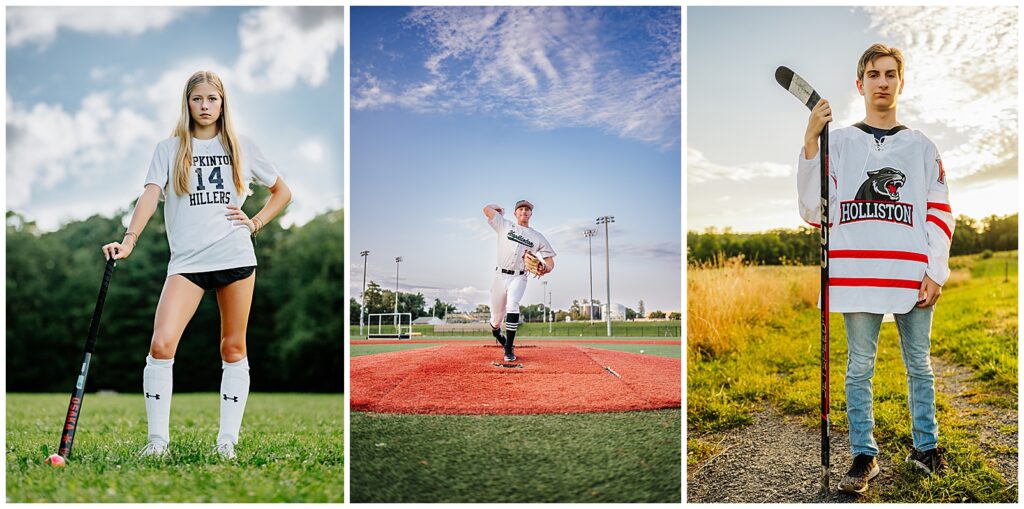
[797,124,953,314]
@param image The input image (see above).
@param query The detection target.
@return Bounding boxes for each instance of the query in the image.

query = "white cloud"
[353,7,680,147]
[298,140,325,164]
[687,148,792,183]
[6,7,196,48]
[7,7,344,230]
[863,6,1018,183]
[234,6,344,92]
[6,93,160,213]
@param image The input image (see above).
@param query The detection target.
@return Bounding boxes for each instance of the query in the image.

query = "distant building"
[605,303,626,321]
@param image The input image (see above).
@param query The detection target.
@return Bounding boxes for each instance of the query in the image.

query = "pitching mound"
[351,344,680,415]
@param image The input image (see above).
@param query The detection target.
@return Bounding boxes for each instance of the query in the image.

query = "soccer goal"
[367,313,413,339]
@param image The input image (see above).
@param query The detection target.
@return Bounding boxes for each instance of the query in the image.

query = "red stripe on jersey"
[927,202,952,213]
[830,250,928,263]
[804,220,833,229]
[926,214,953,240]
[831,277,920,289]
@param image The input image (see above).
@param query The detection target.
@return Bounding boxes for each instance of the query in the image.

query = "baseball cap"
[515,199,534,210]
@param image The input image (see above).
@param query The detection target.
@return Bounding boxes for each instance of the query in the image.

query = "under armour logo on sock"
[145,392,161,399]
[222,394,239,402]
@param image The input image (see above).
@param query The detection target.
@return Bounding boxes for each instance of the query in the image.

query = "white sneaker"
[139,442,169,458]
[214,442,236,460]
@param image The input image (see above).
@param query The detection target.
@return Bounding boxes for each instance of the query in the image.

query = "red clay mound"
[351,344,681,415]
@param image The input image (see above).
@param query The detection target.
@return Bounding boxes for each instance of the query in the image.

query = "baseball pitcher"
[483,200,556,362]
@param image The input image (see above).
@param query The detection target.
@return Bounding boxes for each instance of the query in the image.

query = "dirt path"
[687,356,1017,502]
[931,356,1018,488]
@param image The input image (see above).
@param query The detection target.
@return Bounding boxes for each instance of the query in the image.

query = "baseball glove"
[523,251,548,277]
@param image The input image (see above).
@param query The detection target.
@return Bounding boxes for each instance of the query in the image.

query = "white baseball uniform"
[797,124,953,314]
[487,211,556,327]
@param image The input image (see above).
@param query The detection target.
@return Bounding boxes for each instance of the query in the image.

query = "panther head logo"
[855,167,906,201]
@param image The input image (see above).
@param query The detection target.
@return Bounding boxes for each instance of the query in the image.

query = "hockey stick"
[57,257,116,459]
[775,65,830,497]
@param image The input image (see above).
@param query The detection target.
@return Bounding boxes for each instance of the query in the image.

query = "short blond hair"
[857,43,904,81]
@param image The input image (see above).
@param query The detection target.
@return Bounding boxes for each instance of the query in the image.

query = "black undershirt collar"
[853,121,908,142]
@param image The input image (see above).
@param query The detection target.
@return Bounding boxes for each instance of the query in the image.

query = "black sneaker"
[906,447,947,476]
[839,454,879,494]
[503,349,516,362]
[491,326,506,346]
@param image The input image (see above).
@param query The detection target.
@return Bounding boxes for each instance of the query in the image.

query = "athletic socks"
[217,357,250,446]
[143,355,174,446]
[504,313,521,353]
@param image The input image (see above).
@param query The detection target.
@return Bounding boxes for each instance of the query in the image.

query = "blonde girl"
[102,71,292,459]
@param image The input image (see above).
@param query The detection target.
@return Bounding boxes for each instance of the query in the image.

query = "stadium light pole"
[394,257,402,323]
[549,290,553,334]
[597,216,615,337]
[584,229,596,323]
[360,250,369,336]
[542,280,548,327]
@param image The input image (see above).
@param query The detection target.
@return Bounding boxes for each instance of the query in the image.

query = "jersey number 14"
[195,167,225,191]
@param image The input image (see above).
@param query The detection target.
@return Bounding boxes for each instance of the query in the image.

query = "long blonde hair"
[171,71,244,196]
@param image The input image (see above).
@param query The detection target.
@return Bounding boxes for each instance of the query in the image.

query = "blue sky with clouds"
[351,6,681,314]
[689,6,1018,232]
[6,6,344,230]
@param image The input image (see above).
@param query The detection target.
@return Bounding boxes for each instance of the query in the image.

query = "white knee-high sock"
[218,357,250,445]
[143,355,174,445]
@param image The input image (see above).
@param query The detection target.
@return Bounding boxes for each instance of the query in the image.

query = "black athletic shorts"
[180,266,255,291]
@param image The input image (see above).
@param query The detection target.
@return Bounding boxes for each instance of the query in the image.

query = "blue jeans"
[843,305,939,457]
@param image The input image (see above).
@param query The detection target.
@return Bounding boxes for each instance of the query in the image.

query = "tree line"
[349,290,680,324]
[6,186,343,393]
[688,213,1017,265]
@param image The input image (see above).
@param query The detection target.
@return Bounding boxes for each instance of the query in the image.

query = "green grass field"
[351,342,682,358]
[6,393,343,503]
[688,251,1018,502]
[351,341,681,502]
[351,410,681,503]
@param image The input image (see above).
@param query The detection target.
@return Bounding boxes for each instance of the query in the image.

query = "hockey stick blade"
[775,66,821,111]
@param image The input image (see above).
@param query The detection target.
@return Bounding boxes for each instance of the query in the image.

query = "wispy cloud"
[687,148,792,183]
[442,216,494,241]
[353,7,680,147]
[863,6,1018,183]
[6,6,198,49]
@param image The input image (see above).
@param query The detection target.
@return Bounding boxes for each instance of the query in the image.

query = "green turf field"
[350,341,681,502]
[351,409,681,503]
[350,320,681,339]
[6,393,343,502]
[351,342,681,358]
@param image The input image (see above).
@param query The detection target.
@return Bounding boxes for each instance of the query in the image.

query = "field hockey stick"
[775,65,830,497]
[57,257,116,459]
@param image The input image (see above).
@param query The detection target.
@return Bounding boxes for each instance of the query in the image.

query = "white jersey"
[487,213,556,272]
[797,124,953,314]
[145,136,280,275]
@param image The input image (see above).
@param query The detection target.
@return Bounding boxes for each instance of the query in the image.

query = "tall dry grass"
[688,254,818,357]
